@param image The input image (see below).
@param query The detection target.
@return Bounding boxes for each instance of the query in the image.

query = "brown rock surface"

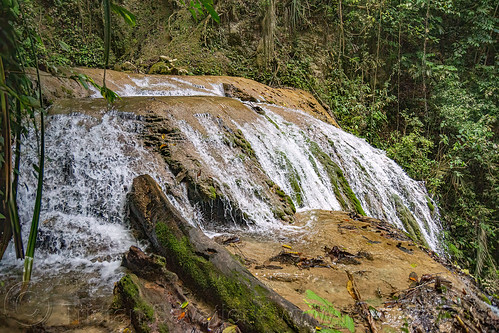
[39,67,338,126]
[223,210,498,332]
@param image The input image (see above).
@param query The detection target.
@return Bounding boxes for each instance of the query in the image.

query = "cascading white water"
[176,116,278,232]
[115,75,225,97]
[235,104,441,251]
[113,74,440,250]
[168,98,440,250]
[1,73,442,293]
[0,111,176,290]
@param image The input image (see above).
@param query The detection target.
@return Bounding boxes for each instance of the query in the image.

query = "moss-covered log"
[127,174,316,332]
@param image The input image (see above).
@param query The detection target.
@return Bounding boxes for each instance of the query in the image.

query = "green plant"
[0,0,136,287]
[303,289,355,333]
[181,0,220,23]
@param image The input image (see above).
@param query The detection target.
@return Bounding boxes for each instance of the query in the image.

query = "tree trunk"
[127,174,316,333]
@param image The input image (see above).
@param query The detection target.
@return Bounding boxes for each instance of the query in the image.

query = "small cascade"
[234,108,342,212]
[1,112,175,290]
[175,115,277,232]
[118,75,225,97]
[235,104,441,250]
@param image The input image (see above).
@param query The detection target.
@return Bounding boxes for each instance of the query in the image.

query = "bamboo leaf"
[304,290,355,332]
[110,3,136,27]
[22,25,45,282]
[200,0,219,22]
[344,315,355,333]
[100,85,121,104]
[76,74,89,89]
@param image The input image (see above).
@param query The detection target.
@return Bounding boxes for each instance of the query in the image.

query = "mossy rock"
[113,274,155,333]
[309,141,365,215]
[392,195,428,247]
[276,151,304,208]
[426,195,435,214]
[270,182,296,217]
[230,129,256,158]
[127,175,317,332]
[148,62,173,75]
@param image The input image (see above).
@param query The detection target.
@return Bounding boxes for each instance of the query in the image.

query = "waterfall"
[0,73,441,292]
[235,104,441,250]
[1,112,175,289]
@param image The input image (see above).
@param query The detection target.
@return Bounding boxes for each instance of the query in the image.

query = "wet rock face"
[223,83,258,102]
[45,70,441,251]
[139,100,297,229]
[222,210,499,333]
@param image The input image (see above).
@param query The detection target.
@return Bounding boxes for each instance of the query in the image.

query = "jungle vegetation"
[0,0,497,292]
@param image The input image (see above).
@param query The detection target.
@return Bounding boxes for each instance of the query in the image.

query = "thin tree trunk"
[423,0,430,134]
[397,5,402,132]
[372,1,383,103]
[484,3,498,65]
[0,59,23,259]
[338,0,345,68]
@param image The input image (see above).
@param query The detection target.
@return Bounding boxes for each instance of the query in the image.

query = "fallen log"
[127,174,317,333]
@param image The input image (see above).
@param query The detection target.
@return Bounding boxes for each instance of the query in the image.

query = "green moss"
[277,152,303,207]
[208,186,217,200]
[275,187,286,197]
[198,181,219,202]
[392,195,428,247]
[271,183,296,215]
[481,294,492,305]
[265,179,275,187]
[353,157,367,173]
[119,274,139,299]
[309,141,365,215]
[272,208,286,219]
[289,173,303,207]
[308,154,322,181]
[115,274,155,333]
[154,221,298,332]
[155,222,209,288]
[232,129,256,158]
[426,196,435,213]
[336,166,365,215]
[285,196,296,214]
[264,115,280,130]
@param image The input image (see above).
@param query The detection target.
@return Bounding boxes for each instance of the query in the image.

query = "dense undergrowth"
[5,0,498,292]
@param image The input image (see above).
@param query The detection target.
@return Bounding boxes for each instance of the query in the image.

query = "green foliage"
[0,0,133,286]
[303,289,355,333]
[111,3,136,28]
[181,0,220,23]
[386,129,434,181]
[0,0,47,285]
